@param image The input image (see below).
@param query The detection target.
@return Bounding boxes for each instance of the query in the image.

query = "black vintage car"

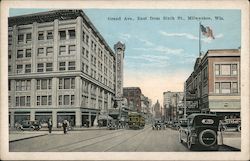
[179,114,219,150]
[16,120,41,131]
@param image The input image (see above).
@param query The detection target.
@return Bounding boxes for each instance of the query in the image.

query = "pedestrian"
[62,120,68,134]
[48,118,52,134]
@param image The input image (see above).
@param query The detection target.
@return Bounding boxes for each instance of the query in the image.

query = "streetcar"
[128,112,145,129]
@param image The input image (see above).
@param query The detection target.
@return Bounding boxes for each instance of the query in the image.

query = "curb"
[9,134,47,143]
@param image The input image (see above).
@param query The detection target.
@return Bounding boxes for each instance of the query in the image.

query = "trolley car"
[128,112,145,129]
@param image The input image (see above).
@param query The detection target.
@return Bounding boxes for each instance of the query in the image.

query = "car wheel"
[199,129,217,147]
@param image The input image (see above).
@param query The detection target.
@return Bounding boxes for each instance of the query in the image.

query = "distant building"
[163,91,184,122]
[123,87,142,112]
[185,49,240,119]
[8,10,120,128]
[153,100,161,119]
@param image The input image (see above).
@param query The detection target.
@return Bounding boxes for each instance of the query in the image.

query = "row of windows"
[215,64,238,76]
[13,61,76,74]
[37,95,52,106]
[59,78,75,89]
[215,82,238,94]
[14,45,76,59]
[16,96,30,106]
[59,95,75,105]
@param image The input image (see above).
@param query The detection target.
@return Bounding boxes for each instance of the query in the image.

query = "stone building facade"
[8,10,119,128]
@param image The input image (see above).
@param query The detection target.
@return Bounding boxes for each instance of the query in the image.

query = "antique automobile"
[152,121,165,130]
[16,120,41,131]
[221,118,241,132]
[178,113,219,150]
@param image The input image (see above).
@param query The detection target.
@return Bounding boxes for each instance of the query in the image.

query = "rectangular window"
[68,30,76,39]
[232,64,238,75]
[37,96,40,106]
[215,82,220,94]
[17,50,24,58]
[59,46,66,55]
[48,95,52,105]
[47,31,53,40]
[26,96,30,106]
[41,96,47,105]
[8,65,12,73]
[82,31,85,41]
[71,95,75,105]
[16,97,19,106]
[25,49,32,57]
[221,82,231,94]
[36,80,41,90]
[25,64,31,73]
[59,95,62,105]
[16,65,23,73]
[59,62,66,71]
[18,34,24,43]
[41,79,47,90]
[221,65,231,75]
[69,45,76,54]
[59,31,66,40]
[37,63,44,72]
[46,63,53,72]
[37,48,44,56]
[38,31,44,40]
[71,78,75,89]
[68,61,75,70]
[8,34,12,45]
[86,35,89,45]
[215,64,220,76]
[59,79,63,89]
[232,82,238,93]
[26,33,32,43]
[64,78,70,89]
[64,95,70,105]
[48,79,52,89]
[20,96,25,106]
[46,47,53,56]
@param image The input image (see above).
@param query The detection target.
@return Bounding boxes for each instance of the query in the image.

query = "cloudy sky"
[10,9,241,105]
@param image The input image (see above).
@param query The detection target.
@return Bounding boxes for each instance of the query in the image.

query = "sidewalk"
[221,131,241,150]
[9,126,113,142]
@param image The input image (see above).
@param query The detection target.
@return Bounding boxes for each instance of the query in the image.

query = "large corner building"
[8,10,123,128]
[185,49,240,119]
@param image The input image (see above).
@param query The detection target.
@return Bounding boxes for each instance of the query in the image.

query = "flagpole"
[199,22,201,57]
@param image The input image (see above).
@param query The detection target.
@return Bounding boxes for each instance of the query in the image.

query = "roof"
[8,10,115,56]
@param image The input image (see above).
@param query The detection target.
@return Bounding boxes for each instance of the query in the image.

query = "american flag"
[200,24,215,39]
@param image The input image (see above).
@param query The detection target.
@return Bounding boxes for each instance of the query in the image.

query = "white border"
[1,0,249,160]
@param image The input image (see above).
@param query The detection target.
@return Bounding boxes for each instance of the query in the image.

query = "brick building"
[123,87,142,112]
[185,49,240,119]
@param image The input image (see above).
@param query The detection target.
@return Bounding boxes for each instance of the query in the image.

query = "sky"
[10,9,241,106]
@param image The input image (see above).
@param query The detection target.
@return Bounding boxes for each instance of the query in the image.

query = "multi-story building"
[163,91,184,122]
[153,100,161,119]
[185,49,240,119]
[123,87,142,112]
[8,10,119,128]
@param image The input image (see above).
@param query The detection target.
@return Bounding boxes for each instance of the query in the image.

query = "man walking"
[48,118,52,134]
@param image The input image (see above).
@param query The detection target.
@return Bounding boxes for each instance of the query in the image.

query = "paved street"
[9,126,240,152]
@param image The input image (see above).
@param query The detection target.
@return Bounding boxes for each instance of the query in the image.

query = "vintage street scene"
[8,9,241,152]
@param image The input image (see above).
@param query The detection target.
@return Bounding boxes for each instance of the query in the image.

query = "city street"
[9,126,240,152]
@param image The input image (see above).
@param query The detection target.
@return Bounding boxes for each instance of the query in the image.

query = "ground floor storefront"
[9,108,102,128]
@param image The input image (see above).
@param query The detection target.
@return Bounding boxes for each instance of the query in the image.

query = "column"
[31,79,36,107]
[52,77,58,107]
[52,110,57,128]
[88,112,91,127]
[75,109,81,127]
[75,76,81,107]
[30,110,35,121]
[108,93,112,110]
[32,22,38,73]
[53,19,59,71]
[76,16,83,71]
[87,83,91,108]
[102,90,105,112]
[10,111,15,128]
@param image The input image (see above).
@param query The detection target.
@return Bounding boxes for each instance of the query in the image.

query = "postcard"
[0,0,249,160]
